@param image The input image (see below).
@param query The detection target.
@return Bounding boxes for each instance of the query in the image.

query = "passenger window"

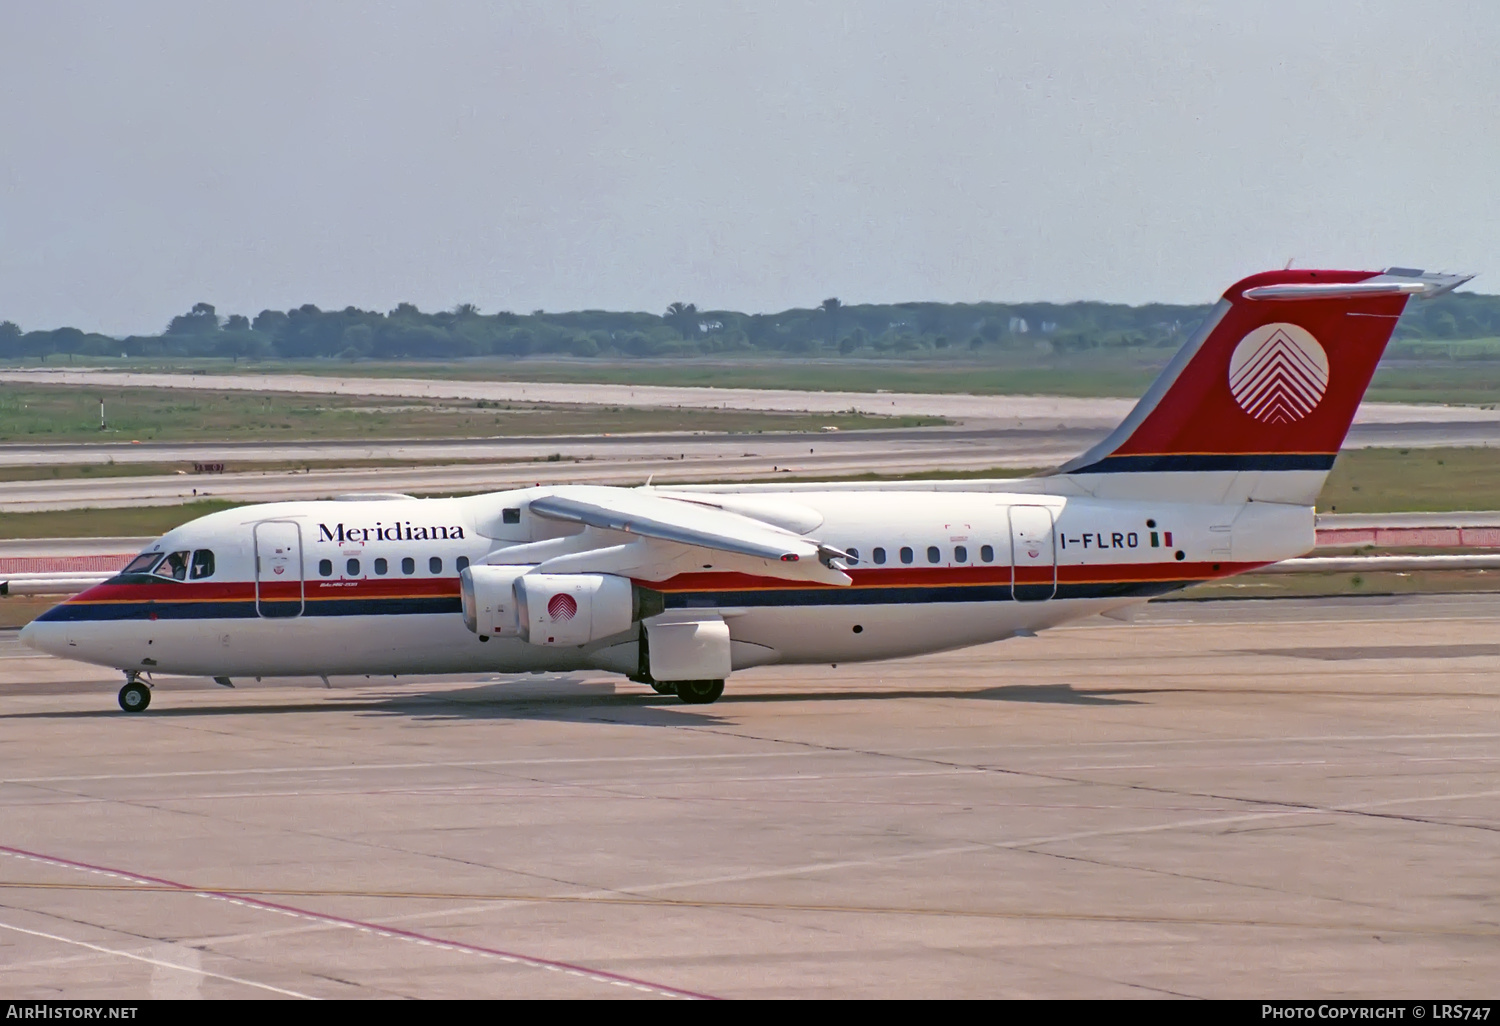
[927,546,940,564]
[980,544,994,563]
[153,551,190,581]
[122,553,161,575]
[872,547,886,565]
[374,557,388,575]
[954,545,967,563]
[346,558,361,576]
[900,546,914,564]
[503,508,521,524]
[402,557,415,575]
[319,559,333,577]
[456,556,470,571]
[429,556,443,574]
[846,548,859,564]
[189,549,215,579]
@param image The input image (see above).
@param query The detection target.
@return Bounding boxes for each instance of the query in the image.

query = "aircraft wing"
[524,487,852,585]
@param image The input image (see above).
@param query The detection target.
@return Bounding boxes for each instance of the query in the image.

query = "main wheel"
[649,681,676,695]
[118,681,151,713]
[676,679,724,705]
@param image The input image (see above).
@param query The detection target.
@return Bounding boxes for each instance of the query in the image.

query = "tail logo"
[1228,323,1329,424]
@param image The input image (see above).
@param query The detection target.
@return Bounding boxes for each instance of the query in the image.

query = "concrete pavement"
[0,594,1495,998]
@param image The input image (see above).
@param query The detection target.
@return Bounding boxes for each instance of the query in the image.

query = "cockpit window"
[153,551,191,581]
[189,549,215,579]
[122,553,162,575]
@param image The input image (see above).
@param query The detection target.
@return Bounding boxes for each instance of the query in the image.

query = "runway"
[0,369,1140,423]
[0,427,1087,512]
[0,593,1495,998]
[7,367,1500,427]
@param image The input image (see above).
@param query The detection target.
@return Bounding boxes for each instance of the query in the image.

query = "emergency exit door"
[1009,505,1056,601]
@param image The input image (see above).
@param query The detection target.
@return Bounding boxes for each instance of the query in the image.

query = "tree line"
[3,290,1499,362]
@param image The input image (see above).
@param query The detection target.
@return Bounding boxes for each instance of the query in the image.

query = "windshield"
[121,553,162,575]
[153,551,190,581]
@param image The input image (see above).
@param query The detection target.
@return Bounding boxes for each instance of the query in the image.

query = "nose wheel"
[118,677,151,713]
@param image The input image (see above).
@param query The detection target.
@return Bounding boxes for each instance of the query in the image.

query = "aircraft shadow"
[717,683,1142,706]
[1240,643,1500,661]
[0,678,1141,723]
[0,682,726,728]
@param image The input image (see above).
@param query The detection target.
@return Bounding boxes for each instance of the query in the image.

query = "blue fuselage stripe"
[36,597,463,622]
[40,580,1196,623]
[1069,453,1335,473]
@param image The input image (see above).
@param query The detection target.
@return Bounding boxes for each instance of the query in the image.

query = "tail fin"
[1052,267,1472,504]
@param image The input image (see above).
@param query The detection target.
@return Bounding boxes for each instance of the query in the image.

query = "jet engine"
[460,565,529,638]
[514,573,634,646]
[460,566,634,647]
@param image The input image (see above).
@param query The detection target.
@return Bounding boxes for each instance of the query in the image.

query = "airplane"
[19,267,1471,713]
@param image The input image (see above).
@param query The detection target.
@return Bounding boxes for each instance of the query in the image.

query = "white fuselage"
[22,486,1311,682]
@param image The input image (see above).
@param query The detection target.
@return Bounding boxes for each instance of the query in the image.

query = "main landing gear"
[118,672,151,713]
[674,679,725,705]
[632,677,724,702]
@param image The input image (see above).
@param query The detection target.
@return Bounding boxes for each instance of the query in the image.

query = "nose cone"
[18,618,67,657]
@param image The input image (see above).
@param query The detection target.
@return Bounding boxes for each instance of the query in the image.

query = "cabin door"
[1008,505,1057,602]
[254,521,305,618]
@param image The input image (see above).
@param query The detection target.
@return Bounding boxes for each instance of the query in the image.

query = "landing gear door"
[1009,505,1056,602]
[254,521,304,618]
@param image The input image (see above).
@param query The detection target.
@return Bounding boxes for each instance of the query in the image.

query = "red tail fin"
[1060,268,1470,482]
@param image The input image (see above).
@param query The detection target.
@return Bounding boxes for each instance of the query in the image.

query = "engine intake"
[460,565,529,637]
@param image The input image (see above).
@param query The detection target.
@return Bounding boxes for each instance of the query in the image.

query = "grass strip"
[0,385,943,444]
[0,501,242,539]
[1318,447,1500,514]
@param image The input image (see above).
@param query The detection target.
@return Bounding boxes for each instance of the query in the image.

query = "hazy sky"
[1,1,1496,334]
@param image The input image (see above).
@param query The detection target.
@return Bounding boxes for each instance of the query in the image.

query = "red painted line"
[0,842,715,1000]
[74,579,460,600]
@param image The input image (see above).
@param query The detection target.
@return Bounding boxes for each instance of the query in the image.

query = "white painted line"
[603,787,1500,896]
[0,749,844,785]
[6,732,1499,789]
[0,919,317,999]
[894,731,1500,752]
[155,788,1500,952]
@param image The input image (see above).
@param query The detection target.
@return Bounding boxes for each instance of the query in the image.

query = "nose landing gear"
[118,672,151,713]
